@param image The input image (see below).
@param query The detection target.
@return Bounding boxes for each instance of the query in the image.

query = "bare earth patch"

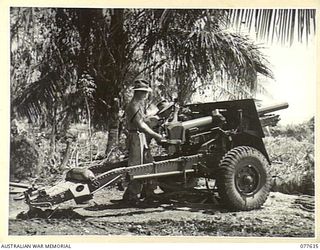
[9,187,314,237]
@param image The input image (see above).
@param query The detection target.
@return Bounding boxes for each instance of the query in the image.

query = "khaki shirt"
[125,101,148,166]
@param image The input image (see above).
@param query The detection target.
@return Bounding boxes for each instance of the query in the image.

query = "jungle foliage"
[10,8,315,185]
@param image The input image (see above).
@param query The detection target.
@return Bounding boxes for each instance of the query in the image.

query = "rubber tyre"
[216,146,271,211]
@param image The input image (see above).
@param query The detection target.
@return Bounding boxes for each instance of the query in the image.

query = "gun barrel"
[257,102,289,116]
[181,116,213,129]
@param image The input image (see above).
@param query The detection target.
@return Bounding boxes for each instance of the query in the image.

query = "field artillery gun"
[23,99,288,212]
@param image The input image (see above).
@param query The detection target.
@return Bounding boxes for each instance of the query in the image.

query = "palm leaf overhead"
[12,72,59,121]
[11,8,278,126]
[228,9,316,44]
[139,9,273,103]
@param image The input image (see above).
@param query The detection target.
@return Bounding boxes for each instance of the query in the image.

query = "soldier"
[156,99,180,123]
[122,79,165,204]
[143,99,177,137]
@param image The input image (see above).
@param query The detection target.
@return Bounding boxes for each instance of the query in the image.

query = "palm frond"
[229,9,316,45]
[139,9,274,102]
[13,72,60,121]
[211,31,273,79]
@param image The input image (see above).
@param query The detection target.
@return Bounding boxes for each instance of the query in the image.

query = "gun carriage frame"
[22,99,288,212]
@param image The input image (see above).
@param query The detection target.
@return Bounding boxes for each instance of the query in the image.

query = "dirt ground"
[8,184,315,237]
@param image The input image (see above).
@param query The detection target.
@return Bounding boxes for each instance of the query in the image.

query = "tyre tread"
[217,146,271,211]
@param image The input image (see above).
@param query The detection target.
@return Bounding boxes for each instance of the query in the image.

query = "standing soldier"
[122,79,165,204]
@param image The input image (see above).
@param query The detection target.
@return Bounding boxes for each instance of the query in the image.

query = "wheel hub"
[235,164,260,195]
[243,175,254,185]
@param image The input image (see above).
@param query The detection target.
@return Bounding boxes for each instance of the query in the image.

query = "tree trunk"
[49,107,57,164]
[85,97,92,162]
[106,125,119,156]
[105,99,120,157]
[59,140,72,171]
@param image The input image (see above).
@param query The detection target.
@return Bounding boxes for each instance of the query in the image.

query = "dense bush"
[10,120,110,183]
[269,117,314,143]
[10,134,39,180]
[264,118,314,195]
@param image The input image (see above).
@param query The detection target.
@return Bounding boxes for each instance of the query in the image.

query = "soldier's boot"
[122,180,143,206]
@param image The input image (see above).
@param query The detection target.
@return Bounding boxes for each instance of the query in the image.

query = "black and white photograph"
[2,4,318,242]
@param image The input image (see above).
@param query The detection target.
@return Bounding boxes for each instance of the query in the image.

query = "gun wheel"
[216,146,271,211]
